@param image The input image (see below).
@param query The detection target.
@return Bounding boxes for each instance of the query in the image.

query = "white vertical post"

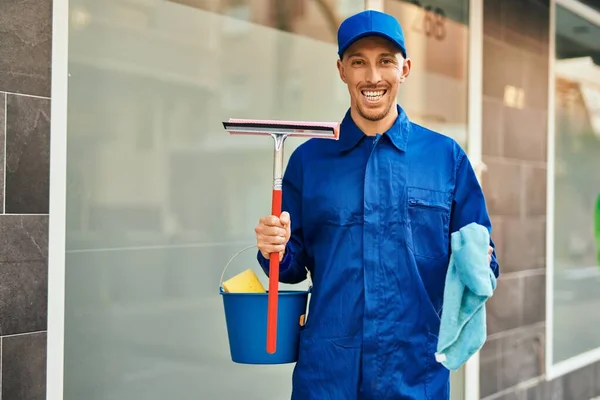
[545,0,556,380]
[465,0,484,398]
[468,0,484,181]
[47,0,69,398]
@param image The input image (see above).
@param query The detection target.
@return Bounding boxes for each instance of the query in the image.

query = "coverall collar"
[338,104,411,152]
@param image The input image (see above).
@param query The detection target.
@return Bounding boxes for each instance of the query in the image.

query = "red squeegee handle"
[267,188,282,354]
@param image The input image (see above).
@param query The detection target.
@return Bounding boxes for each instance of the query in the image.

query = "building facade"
[0,0,51,398]
[0,0,599,398]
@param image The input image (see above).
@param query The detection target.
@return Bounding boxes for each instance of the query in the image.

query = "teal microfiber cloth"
[435,222,497,371]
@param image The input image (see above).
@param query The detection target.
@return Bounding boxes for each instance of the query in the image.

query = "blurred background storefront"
[55,0,477,398]
[0,0,589,398]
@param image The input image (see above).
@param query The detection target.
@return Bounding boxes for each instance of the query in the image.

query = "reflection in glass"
[385,0,469,148]
[170,0,349,44]
[553,4,600,365]
[64,1,364,399]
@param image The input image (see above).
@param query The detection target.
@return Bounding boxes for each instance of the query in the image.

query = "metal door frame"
[47,0,69,397]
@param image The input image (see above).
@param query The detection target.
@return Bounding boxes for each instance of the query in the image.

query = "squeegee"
[222,118,340,354]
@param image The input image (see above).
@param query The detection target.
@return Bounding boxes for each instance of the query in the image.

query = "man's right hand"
[255,211,291,261]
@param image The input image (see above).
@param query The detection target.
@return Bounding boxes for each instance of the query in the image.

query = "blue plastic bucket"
[219,246,310,365]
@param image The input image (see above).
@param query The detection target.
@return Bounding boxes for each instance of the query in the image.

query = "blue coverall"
[258,105,500,399]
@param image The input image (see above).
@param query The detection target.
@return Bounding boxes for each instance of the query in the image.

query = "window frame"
[545,0,600,381]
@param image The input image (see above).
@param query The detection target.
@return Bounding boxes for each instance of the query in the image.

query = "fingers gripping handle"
[267,189,282,354]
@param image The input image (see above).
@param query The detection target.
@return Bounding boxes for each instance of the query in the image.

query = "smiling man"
[255,9,499,400]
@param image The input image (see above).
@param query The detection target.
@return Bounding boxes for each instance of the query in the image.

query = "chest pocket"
[302,165,364,228]
[407,186,452,260]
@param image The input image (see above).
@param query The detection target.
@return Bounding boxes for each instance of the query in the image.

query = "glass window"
[384,0,470,148]
[64,1,364,399]
[552,4,600,367]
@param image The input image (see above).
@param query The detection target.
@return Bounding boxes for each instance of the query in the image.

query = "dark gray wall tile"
[524,166,547,217]
[482,97,504,157]
[594,362,600,396]
[479,332,600,400]
[528,380,563,400]
[490,216,504,266]
[0,215,48,335]
[546,379,565,400]
[0,262,48,335]
[596,362,600,396]
[5,95,50,214]
[522,274,545,325]
[519,327,544,381]
[0,94,5,213]
[523,384,543,400]
[523,53,550,111]
[483,0,502,40]
[563,365,594,400]
[482,38,526,100]
[498,326,544,391]
[503,107,547,163]
[0,215,48,262]
[501,0,549,56]
[502,218,545,273]
[480,336,501,398]
[484,0,549,54]
[485,0,550,57]
[2,332,47,400]
[482,158,522,217]
[503,24,548,58]
[487,276,522,335]
[0,0,52,97]
[494,391,520,400]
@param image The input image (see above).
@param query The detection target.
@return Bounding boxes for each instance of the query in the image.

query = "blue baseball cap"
[337,10,407,59]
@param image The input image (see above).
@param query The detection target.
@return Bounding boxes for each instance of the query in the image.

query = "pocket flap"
[407,187,451,210]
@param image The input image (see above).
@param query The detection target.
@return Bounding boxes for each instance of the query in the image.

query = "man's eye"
[352,60,364,65]
[382,59,394,64]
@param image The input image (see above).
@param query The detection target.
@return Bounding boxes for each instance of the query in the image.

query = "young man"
[255,10,499,400]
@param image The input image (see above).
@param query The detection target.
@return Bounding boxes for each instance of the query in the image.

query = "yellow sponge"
[222,269,266,293]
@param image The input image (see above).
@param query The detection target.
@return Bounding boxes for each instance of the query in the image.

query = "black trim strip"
[223,121,335,132]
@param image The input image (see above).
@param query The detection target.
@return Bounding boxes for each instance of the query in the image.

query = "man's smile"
[361,89,387,103]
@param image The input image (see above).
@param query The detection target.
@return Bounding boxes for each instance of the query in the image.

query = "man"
[255,9,499,400]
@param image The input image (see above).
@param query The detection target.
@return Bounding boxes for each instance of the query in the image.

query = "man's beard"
[356,100,394,122]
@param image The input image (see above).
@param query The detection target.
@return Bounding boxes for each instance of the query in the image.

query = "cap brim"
[339,31,406,58]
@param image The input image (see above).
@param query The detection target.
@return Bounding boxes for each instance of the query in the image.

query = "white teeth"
[362,90,386,101]
[364,90,385,96]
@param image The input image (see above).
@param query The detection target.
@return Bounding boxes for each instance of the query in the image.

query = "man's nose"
[365,65,382,84]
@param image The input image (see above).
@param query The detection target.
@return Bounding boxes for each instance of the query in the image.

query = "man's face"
[337,36,410,122]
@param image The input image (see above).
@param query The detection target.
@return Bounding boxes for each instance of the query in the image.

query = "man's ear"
[401,58,412,80]
[337,58,347,83]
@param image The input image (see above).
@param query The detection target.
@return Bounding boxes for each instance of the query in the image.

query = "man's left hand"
[488,246,493,265]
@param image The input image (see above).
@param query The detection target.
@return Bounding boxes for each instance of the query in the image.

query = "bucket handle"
[219,244,312,291]
[219,244,258,288]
